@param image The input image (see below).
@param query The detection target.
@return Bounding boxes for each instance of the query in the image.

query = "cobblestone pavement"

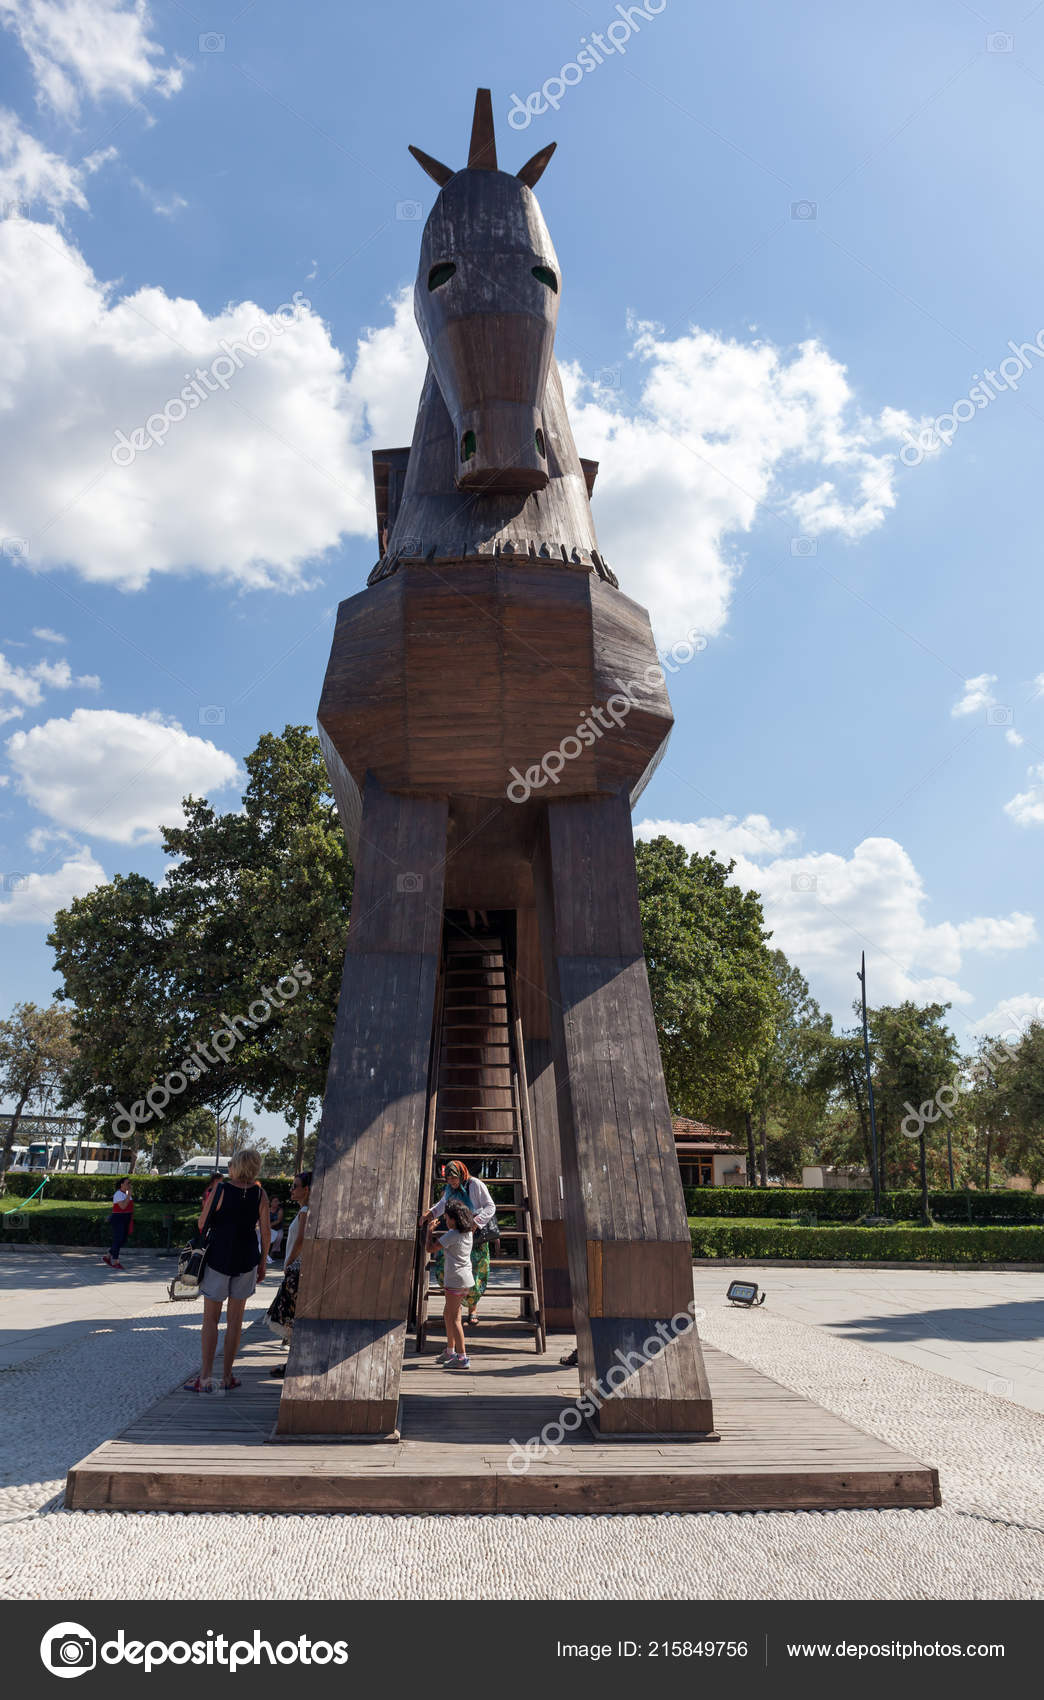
[1,1253,1042,1600]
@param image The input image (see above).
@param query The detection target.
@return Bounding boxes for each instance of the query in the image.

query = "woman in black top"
[184,1147,270,1393]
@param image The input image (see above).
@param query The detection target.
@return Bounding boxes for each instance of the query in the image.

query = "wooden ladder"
[413,926,546,1353]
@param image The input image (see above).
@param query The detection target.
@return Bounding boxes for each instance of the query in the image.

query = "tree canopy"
[49,726,352,1170]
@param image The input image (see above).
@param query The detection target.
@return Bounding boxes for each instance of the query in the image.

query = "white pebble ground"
[1,1252,1042,1599]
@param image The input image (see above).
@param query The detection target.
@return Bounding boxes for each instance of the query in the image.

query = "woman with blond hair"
[183,1146,269,1394]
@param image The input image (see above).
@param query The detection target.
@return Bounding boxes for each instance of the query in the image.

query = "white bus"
[6,1138,126,1176]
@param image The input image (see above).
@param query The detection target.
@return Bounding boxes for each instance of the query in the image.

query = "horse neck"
[377,359,610,577]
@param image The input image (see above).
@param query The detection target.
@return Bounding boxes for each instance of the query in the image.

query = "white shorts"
[200,1264,257,1302]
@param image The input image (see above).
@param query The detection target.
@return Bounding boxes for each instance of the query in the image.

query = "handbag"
[473,1216,501,1251]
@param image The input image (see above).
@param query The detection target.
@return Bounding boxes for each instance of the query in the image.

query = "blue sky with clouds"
[1,0,1043,1145]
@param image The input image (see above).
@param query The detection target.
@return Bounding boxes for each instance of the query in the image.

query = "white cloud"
[0,0,183,118]
[564,323,912,640]
[1006,728,1024,747]
[971,991,1044,1040]
[635,811,800,862]
[635,815,1037,1019]
[0,846,106,924]
[0,222,416,590]
[0,106,87,215]
[5,707,239,843]
[951,673,997,717]
[26,823,78,853]
[0,648,101,720]
[951,914,1037,952]
[31,626,66,643]
[1005,763,1044,826]
[130,175,187,217]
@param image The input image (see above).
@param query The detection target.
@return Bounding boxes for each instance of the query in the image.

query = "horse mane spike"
[468,87,498,170]
[517,140,556,188]
[408,144,455,187]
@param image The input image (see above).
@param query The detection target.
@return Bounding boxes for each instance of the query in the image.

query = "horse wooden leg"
[535,791,714,1434]
[275,774,447,1437]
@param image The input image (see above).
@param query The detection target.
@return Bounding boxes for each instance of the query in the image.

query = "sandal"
[221,1375,242,1390]
[268,1364,286,1379]
[183,1376,214,1394]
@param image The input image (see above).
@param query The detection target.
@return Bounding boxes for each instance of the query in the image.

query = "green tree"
[161,726,351,1168]
[869,1001,961,1223]
[635,836,776,1124]
[0,1003,77,1188]
[50,726,353,1166]
[985,1022,1044,1186]
[748,952,834,1183]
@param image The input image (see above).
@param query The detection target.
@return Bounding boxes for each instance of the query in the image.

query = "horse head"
[410,89,560,495]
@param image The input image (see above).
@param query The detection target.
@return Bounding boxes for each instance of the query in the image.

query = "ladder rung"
[438,1061,513,1069]
[428,1287,537,1298]
[441,1041,511,1050]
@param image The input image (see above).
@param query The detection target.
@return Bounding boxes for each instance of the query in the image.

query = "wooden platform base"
[65,1307,940,1515]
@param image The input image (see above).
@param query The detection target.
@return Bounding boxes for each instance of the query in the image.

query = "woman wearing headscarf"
[420,1159,497,1327]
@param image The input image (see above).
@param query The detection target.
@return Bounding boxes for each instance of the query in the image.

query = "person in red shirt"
[102,1178,133,1270]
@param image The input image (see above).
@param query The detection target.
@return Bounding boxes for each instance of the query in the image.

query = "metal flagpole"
[857,952,883,1213]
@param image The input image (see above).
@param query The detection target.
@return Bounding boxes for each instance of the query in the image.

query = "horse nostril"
[535,428,546,458]
[460,430,476,462]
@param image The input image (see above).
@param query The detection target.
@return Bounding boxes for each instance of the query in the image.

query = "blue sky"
[2,0,1043,1146]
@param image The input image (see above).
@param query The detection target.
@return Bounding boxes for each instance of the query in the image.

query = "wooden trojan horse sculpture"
[276,90,714,1438]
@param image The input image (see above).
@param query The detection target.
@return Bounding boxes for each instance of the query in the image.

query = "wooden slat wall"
[276,774,447,1436]
[536,790,714,1433]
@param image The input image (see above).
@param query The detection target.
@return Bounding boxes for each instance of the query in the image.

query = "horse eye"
[532,265,558,292]
[428,263,456,290]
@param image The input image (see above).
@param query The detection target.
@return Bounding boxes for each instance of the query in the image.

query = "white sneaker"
[434,1349,456,1365]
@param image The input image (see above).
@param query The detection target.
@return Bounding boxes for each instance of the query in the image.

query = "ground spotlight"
[726,1280,766,1307]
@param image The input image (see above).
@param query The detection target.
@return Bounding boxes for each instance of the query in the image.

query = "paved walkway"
[1,1253,1042,1599]
[692,1265,1044,1412]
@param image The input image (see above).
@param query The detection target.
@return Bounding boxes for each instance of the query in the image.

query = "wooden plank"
[66,1319,938,1515]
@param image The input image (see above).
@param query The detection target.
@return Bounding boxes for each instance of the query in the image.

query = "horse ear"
[517,141,556,188]
[408,144,454,187]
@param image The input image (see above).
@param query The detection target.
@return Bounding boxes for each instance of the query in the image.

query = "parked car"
[171,1158,231,1178]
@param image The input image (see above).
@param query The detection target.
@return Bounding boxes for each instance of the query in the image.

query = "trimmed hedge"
[683,1185,1044,1224]
[0,1171,294,1204]
[2,1202,200,1247]
[689,1216,1044,1263]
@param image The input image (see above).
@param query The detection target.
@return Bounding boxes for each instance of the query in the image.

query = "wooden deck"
[66,1305,940,1515]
